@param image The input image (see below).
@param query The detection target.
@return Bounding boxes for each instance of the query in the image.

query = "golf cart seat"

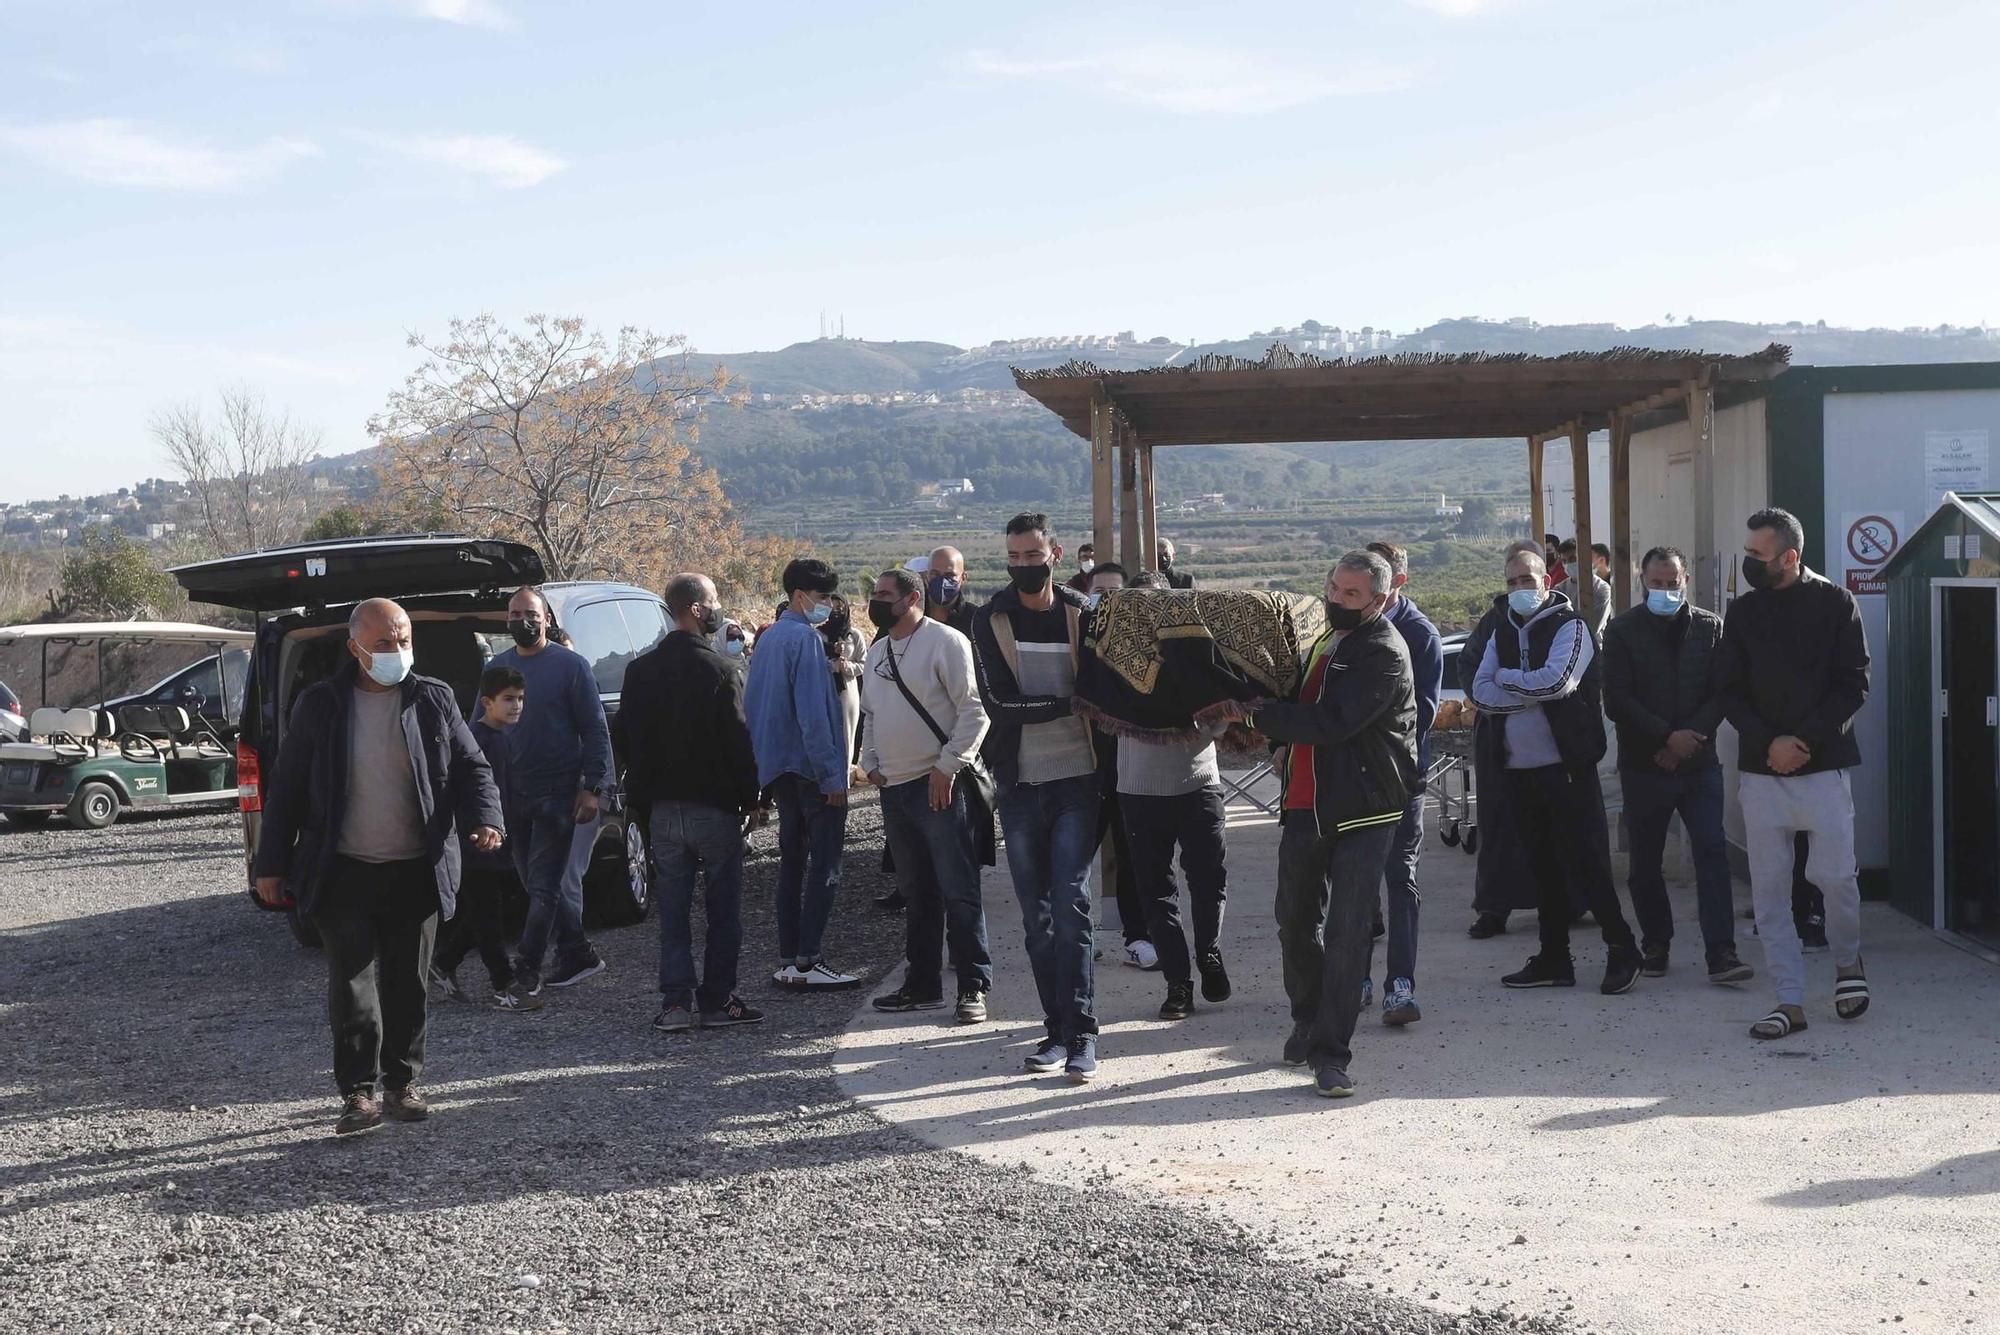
[0,707,108,763]
[117,704,226,761]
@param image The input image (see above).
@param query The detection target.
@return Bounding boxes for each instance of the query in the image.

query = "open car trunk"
[170,536,544,612]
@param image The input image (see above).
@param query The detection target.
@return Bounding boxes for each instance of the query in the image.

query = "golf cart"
[0,622,253,830]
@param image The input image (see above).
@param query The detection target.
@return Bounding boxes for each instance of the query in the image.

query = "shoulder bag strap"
[884,626,952,748]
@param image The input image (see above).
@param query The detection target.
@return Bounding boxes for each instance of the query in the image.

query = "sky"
[3,0,1998,503]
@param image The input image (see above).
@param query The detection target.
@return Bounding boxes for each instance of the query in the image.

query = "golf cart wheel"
[1440,819,1461,848]
[2,810,52,830]
[66,781,120,830]
[286,907,323,949]
[1462,826,1480,854]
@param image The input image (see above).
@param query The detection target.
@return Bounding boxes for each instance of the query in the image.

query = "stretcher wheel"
[1462,826,1479,854]
[1440,820,1461,848]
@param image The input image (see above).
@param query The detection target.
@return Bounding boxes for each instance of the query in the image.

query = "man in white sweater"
[860,567,994,1023]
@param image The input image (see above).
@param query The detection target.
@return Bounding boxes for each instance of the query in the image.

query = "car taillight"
[237,739,262,813]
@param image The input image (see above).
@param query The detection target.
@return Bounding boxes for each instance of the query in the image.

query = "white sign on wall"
[1925,429,1991,508]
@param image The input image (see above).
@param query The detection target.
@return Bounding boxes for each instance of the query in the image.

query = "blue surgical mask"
[1646,588,1685,617]
[1086,592,1104,611]
[1507,588,1545,619]
[364,645,414,687]
[803,602,832,626]
[927,574,961,606]
[723,638,745,657]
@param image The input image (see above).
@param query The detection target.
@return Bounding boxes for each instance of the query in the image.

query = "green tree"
[1457,497,1498,535]
[300,505,398,541]
[57,530,180,620]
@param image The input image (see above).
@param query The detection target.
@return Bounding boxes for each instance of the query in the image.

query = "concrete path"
[834,781,2000,1335]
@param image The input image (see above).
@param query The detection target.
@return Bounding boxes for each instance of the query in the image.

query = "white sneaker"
[798,962,860,988]
[1123,940,1160,971]
[772,964,809,986]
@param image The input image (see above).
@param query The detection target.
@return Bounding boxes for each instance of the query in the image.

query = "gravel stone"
[0,804,1580,1333]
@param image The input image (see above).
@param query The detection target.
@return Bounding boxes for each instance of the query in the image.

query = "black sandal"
[1834,969,1870,1019]
[1751,1009,1806,1040]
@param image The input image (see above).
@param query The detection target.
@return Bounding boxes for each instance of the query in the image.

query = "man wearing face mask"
[971,513,1103,1081]
[254,598,504,1136]
[1471,549,1645,997]
[1716,508,1871,1041]
[1601,547,1750,985]
[489,587,615,996]
[1066,543,1098,594]
[1204,551,1415,1098]
[1156,537,1195,590]
[924,545,978,636]
[744,557,859,989]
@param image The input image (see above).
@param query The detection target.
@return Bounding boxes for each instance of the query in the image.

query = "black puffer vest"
[1488,593,1606,769]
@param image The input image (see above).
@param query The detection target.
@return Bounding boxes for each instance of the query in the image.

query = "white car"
[0,681,26,744]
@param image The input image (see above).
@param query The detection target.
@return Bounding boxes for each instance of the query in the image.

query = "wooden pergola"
[1013,344,1792,616]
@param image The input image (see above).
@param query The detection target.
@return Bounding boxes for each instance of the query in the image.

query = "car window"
[0,681,19,713]
[158,659,221,709]
[618,599,669,656]
[563,600,639,695]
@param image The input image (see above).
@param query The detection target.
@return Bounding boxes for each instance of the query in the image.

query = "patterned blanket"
[1077,588,1326,738]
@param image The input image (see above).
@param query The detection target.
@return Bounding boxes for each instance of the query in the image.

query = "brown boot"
[382,1085,432,1122]
[335,1091,383,1136]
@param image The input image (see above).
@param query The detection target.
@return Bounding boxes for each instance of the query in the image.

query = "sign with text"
[1925,429,1991,508]
[1839,510,1903,598]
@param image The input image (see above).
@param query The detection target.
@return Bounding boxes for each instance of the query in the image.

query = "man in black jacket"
[254,598,504,1137]
[1602,547,1751,985]
[1716,508,1871,1040]
[1471,549,1644,996]
[1462,539,1547,939]
[1208,551,1416,1099]
[615,572,765,1034]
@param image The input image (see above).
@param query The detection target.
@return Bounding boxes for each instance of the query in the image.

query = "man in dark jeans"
[1366,541,1440,1025]
[488,586,614,996]
[255,597,503,1136]
[863,567,994,1023]
[744,557,859,989]
[1601,546,1753,984]
[1206,551,1416,1099]
[1471,549,1645,996]
[616,572,766,1033]
[972,513,1103,1082]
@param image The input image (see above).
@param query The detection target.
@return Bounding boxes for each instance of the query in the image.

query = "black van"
[170,534,666,947]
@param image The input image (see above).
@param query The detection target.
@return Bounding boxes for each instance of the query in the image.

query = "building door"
[1938,584,2000,945]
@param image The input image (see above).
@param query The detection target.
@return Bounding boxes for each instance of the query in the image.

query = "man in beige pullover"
[861,567,994,1023]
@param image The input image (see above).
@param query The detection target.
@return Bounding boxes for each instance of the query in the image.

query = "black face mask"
[698,605,723,636]
[866,598,903,631]
[1325,599,1368,631]
[1742,555,1785,591]
[506,620,541,649]
[1007,563,1052,595]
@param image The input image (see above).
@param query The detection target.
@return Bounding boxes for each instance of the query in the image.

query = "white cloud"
[370,132,565,187]
[0,119,318,190]
[969,45,1411,115]
[409,0,514,30]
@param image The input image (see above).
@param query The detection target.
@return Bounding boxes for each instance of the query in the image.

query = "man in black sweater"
[1716,508,1871,1040]
[615,572,765,1034]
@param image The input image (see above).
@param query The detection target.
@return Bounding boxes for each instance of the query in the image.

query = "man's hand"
[826,788,849,807]
[1767,735,1812,775]
[1652,748,1680,772]
[867,769,887,789]
[928,767,954,811]
[573,789,601,823]
[1666,729,1707,761]
[468,825,504,853]
[254,876,288,908]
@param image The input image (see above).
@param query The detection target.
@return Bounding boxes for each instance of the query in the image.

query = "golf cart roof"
[168,534,545,611]
[0,622,255,648]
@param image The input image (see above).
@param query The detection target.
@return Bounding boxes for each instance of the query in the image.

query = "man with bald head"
[925,545,978,635]
[255,597,505,1136]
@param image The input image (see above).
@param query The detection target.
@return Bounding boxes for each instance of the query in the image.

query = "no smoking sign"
[1841,511,1902,597]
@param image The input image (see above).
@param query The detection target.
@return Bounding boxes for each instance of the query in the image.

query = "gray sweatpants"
[1740,770,1862,1007]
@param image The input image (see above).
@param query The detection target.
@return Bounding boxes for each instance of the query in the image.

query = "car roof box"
[169,535,546,612]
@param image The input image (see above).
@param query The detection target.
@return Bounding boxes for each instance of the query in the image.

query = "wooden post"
[1609,412,1633,612]
[1569,422,1594,625]
[1686,379,1717,609]
[1091,390,1115,561]
[1528,437,1546,548]
[1118,418,1141,569]
[1137,439,1159,573]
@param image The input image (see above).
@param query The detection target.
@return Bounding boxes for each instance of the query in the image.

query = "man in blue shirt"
[489,586,614,996]
[744,557,859,989]
[1367,542,1442,1026]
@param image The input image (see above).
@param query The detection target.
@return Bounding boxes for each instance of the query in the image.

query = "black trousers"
[1507,763,1636,958]
[1120,786,1229,986]
[311,855,439,1096]
[1095,790,1147,945]
[1276,819,1398,1071]
[434,867,516,991]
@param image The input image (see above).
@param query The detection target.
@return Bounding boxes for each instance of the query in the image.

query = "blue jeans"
[772,773,846,967]
[1373,795,1424,985]
[1623,763,1737,957]
[513,796,589,973]
[881,775,990,996]
[997,773,1101,1040]
[650,801,745,1011]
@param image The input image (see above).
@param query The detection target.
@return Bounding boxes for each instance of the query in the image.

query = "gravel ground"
[0,801,1579,1335]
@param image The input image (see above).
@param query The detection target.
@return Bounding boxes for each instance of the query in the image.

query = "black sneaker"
[1601,947,1643,995]
[547,947,606,989]
[1502,953,1576,988]
[1159,981,1194,1021]
[1065,1034,1099,1083]
[1706,947,1755,985]
[515,963,544,997]
[874,889,907,912]
[1799,914,1829,950]
[954,987,987,1024]
[1640,945,1670,978]
[872,984,946,1013]
[1314,1064,1355,1099]
[1282,1021,1310,1066]
[651,1002,694,1033]
[1468,912,1508,939]
[1196,948,1232,1003]
[1024,1035,1067,1073]
[703,995,765,1028]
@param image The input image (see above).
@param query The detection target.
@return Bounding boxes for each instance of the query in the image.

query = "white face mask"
[364,645,414,687]
[1078,559,1095,574]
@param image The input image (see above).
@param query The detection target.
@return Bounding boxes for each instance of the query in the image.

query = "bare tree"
[370,314,748,584]
[152,388,323,556]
